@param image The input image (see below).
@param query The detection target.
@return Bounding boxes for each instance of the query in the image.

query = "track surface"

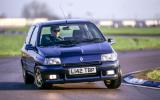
[0,49,160,100]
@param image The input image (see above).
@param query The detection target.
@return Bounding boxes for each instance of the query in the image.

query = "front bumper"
[37,61,120,84]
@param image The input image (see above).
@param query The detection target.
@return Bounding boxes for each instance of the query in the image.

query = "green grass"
[3,27,29,33]
[3,26,160,35]
[112,37,160,51]
[147,69,160,81]
[133,68,160,82]
[0,35,25,56]
[100,27,160,34]
[0,35,160,56]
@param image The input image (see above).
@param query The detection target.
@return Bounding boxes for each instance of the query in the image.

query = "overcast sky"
[0,0,160,19]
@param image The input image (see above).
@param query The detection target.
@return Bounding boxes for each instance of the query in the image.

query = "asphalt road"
[0,49,160,100]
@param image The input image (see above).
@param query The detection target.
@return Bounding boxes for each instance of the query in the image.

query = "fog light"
[106,70,115,75]
[49,75,57,79]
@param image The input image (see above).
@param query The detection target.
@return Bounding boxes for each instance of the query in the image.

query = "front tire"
[104,71,122,89]
[22,67,34,84]
[34,68,52,89]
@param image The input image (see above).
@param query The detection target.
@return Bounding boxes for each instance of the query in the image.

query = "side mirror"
[108,38,116,45]
[25,44,35,50]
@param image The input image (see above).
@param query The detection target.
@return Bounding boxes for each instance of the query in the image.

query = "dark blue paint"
[21,19,120,84]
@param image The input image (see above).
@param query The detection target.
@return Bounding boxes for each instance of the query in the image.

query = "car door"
[25,26,39,73]
[21,25,35,71]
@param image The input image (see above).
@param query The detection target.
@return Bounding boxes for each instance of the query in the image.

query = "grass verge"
[100,27,160,35]
[0,35,160,56]
[112,37,160,51]
[0,35,25,56]
[3,27,160,35]
[133,68,160,82]
[147,69,160,81]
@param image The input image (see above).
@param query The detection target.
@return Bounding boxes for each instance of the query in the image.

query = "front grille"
[63,61,102,67]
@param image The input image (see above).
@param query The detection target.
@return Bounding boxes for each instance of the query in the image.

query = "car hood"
[38,42,113,63]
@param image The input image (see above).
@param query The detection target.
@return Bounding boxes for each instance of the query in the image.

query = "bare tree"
[0,13,6,18]
[22,1,59,19]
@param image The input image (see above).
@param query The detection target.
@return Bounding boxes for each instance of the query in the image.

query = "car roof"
[33,19,92,27]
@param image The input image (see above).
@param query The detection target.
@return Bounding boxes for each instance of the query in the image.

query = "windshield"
[39,23,105,47]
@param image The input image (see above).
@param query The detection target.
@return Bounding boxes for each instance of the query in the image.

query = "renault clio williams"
[21,19,122,89]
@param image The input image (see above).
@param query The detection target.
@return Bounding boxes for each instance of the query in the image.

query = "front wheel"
[104,71,122,89]
[34,68,52,89]
[22,67,34,84]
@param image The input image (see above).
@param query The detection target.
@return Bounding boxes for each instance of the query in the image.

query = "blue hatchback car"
[21,19,122,89]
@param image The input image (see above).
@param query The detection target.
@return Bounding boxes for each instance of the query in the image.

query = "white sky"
[0,0,160,19]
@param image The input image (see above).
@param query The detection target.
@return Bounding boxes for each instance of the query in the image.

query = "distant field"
[100,27,160,35]
[0,35,160,56]
[2,26,160,35]
[1,27,29,33]
[112,37,160,51]
[0,35,25,56]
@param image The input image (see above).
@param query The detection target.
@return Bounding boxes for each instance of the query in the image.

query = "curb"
[123,74,160,88]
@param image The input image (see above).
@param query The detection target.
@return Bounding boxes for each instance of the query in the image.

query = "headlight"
[44,58,61,65]
[101,52,117,61]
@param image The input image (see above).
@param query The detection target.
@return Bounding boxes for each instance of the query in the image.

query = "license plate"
[69,67,96,75]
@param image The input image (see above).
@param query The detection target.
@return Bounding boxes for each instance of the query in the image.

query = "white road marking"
[122,83,160,90]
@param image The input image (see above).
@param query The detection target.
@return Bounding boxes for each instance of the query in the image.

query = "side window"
[29,26,39,46]
[88,24,102,39]
[25,26,35,44]
[41,26,51,35]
